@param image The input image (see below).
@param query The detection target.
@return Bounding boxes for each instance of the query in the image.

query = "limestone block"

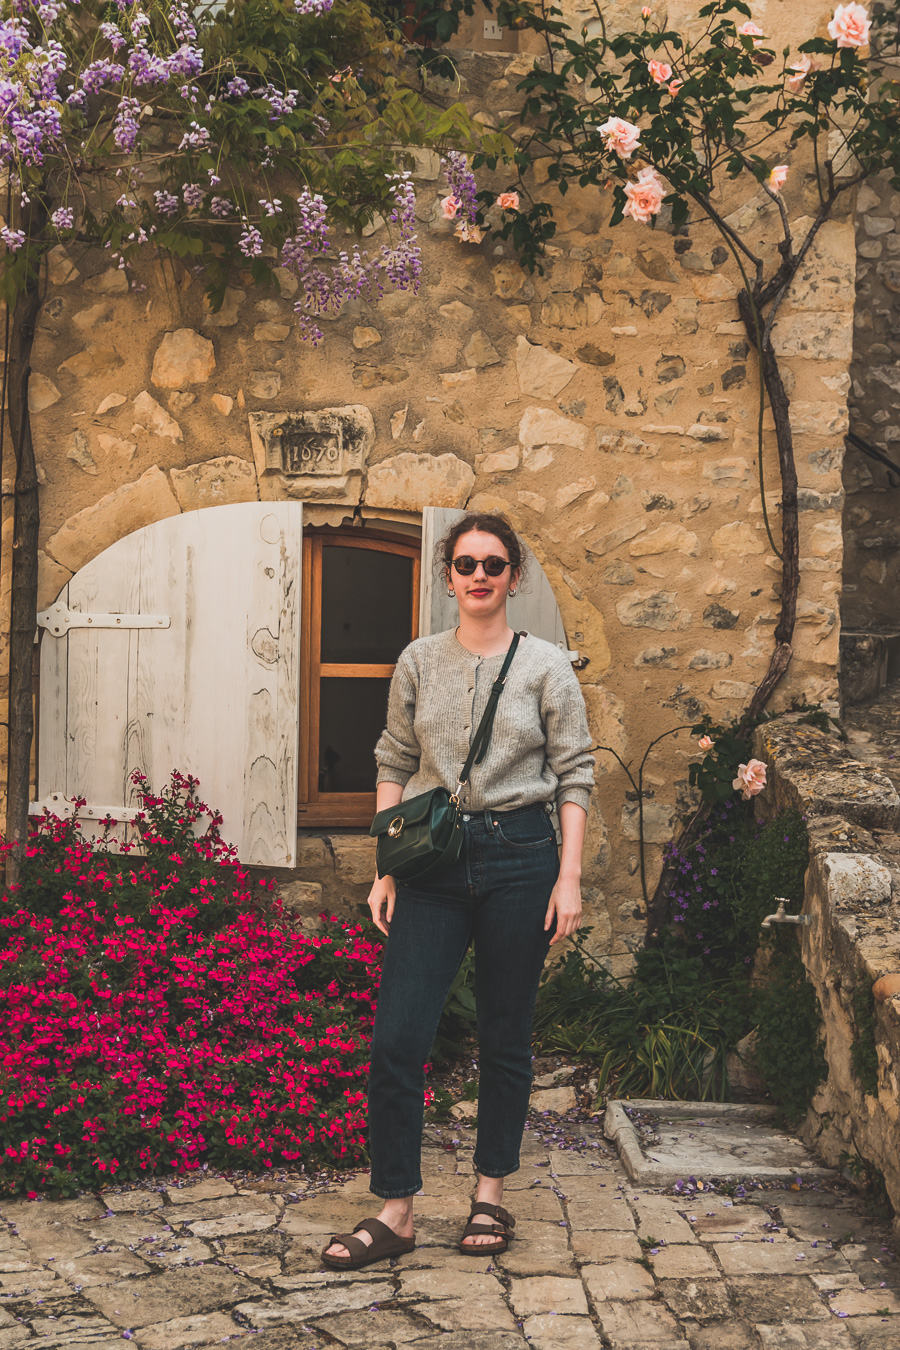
[66,430,97,475]
[621,800,676,843]
[58,344,123,378]
[786,220,856,314]
[44,466,180,573]
[587,518,646,557]
[479,447,519,474]
[689,649,732,670]
[211,394,233,416]
[352,326,381,349]
[332,835,377,886]
[686,422,728,442]
[463,330,501,368]
[28,374,62,413]
[365,452,474,511]
[492,259,533,299]
[523,445,553,471]
[46,243,79,286]
[37,551,72,609]
[711,679,755,701]
[692,273,733,302]
[151,329,216,389]
[772,312,853,361]
[517,490,546,512]
[702,458,750,483]
[439,301,473,323]
[810,520,842,555]
[539,555,611,674]
[555,477,598,510]
[712,521,765,555]
[131,390,183,442]
[629,524,699,557]
[823,853,892,908]
[515,336,577,400]
[84,268,129,295]
[635,647,678,667]
[249,370,281,399]
[438,369,474,389]
[702,603,740,629]
[540,293,603,328]
[96,392,126,415]
[519,405,589,452]
[253,321,290,343]
[615,590,691,631]
[529,1085,578,1116]
[73,302,110,332]
[170,456,258,511]
[790,402,849,436]
[203,287,245,327]
[97,433,137,463]
[582,684,626,760]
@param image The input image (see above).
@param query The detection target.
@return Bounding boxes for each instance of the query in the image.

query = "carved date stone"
[248,406,375,504]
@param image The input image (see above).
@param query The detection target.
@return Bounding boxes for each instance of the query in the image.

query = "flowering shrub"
[0,772,382,1196]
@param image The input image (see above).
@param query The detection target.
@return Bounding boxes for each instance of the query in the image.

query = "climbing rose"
[641,5,651,16]
[787,55,817,91]
[597,116,641,159]
[738,20,766,44]
[733,759,767,799]
[440,194,460,220]
[648,59,672,83]
[497,191,519,210]
[827,3,871,47]
[668,80,683,96]
[698,735,713,751]
[767,164,789,191]
[622,167,666,224]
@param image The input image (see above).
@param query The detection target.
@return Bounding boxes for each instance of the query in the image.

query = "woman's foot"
[323,1197,414,1263]
[460,1176,508,1248]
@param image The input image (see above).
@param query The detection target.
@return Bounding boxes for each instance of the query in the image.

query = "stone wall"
[3,4,856,966]
[842,171,900,634]
[753,717,900,1238]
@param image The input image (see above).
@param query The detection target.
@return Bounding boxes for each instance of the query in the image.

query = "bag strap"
[456,632,520,791]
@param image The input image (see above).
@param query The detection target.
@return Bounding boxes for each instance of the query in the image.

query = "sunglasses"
[451,555,512,577]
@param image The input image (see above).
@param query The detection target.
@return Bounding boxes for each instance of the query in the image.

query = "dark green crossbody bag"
[369,632,520,885]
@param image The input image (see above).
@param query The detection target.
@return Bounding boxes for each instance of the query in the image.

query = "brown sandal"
[321,1217,415,1271]
[458,1201,516,1256]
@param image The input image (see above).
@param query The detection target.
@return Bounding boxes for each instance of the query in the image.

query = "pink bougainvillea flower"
[623,166,667,224]
[454,220,485,243]
[733,759,768,799]
[597,116,641,159]
[648,59,673,84]
[698,735,713,751]
[787,54,818,91]
[827,3,871,47]
[440,195,460,220]
[497,191,520,211]
[767,164,789,191]
[668,79,684,96]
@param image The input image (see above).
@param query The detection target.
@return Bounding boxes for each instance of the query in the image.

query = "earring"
[448,588,455,597]
[509,588,517,597]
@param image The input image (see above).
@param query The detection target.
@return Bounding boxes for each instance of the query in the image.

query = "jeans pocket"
[494,812,555,850]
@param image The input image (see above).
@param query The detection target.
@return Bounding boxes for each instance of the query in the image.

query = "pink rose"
[622,166,666,224]
[668,79,683,96]
[648,59,672,84]
[767,164,789,191]
[732,759,767,800]
[497,191,520,211]
[738,20,766,45]
[698,735,713,751]
[827,3,871,47]
[787,54,817,92]
[642,5,651,16]
[597,116,641,159]
[440,195,460,220]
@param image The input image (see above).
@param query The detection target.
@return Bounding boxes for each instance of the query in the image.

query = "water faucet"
[761,898,813,929]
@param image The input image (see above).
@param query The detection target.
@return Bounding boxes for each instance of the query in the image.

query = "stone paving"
[0,1126,897,1350]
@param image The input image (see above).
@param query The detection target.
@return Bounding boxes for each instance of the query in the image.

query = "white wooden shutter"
[419,506,574,655]
[33,502,303,867]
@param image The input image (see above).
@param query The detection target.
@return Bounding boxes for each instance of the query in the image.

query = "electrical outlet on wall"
[483,19,504,40]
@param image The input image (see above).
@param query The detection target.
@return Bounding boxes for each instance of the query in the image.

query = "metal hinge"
[36,601,171,638]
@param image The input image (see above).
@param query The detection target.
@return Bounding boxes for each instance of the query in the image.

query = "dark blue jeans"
[367,802,560,1199]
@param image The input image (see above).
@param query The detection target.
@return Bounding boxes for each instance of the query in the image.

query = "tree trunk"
[5,247,44,888]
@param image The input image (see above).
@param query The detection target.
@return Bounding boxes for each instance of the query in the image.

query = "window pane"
[318,677,391,794]
[321,545,413,664]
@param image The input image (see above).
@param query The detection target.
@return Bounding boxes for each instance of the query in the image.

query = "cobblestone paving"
[1,1127,897,1350]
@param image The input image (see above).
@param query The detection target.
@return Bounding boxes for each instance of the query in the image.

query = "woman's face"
[448,529,520,621]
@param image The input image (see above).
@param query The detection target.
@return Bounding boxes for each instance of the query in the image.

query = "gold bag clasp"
[387,816,404,838]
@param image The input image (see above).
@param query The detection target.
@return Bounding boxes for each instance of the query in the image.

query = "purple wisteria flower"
[113,96,141,151]
[153,190,179,216]
[239,222,264,257]
[1,226,26,251]
[182,183,204,209]
[441,151,478,224]
[50,206,73,229]
[293,0,335,13]
[210,196,233,217]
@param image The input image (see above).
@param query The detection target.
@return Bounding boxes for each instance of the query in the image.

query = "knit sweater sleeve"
[374,645,421,787]
[541,660,595,813]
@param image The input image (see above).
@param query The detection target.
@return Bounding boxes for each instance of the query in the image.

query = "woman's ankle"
[475,1175,504,1207]
[379,1197,415,1234]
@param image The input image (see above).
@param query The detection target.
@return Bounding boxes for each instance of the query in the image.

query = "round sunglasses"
[451,555,512,577]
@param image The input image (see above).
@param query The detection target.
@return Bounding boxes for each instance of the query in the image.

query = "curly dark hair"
[437,511,526,580]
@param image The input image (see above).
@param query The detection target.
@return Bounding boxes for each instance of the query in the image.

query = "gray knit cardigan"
[374,629,595,813]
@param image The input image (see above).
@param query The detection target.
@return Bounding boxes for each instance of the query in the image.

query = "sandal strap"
[352,1217,397,1243]
[468,1201,515,1230]
[327,1230,371,1261]
[461,1220,508,1239]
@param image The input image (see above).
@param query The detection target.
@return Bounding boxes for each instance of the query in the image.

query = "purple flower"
[1,226,25,251]
[113,96,141,151]
[293,0,335,13]
[182,183,204,209]
[51,206,73,229]
[239,222,264,257]
[153,190,179,216]
[210,196,233,217]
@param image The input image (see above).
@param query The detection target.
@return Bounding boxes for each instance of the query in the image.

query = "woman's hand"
[367,873,397,937]
[545,873,582,946]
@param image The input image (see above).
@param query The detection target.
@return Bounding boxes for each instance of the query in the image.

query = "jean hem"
[369,1181,423,1199]
[471,1160,520,1179]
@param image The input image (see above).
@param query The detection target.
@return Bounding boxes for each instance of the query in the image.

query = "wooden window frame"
[298,528,420,828]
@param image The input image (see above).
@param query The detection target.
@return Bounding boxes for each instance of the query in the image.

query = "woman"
[322,511,594,1270]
